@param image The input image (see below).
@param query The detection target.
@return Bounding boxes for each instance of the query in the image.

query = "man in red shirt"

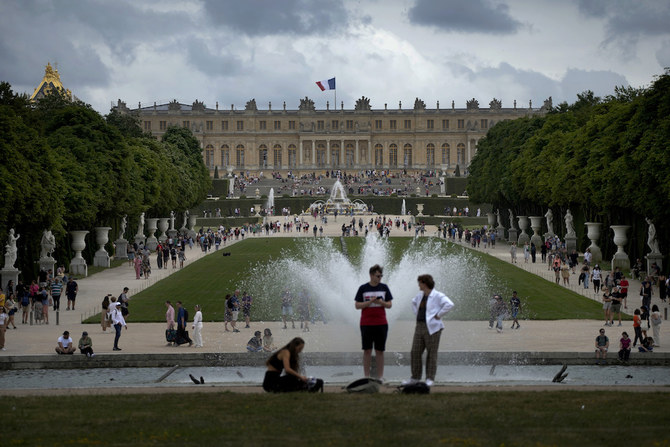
[618,277,629,311]
[355,264,393,380]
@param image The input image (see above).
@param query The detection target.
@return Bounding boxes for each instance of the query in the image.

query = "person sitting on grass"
[78,331,94,357]
[595,328,609,365]
[247,331,263,352]
[55,331,76,354]
[263,337,308,393]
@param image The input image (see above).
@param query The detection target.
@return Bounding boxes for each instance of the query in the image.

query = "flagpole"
[334,89,337,109]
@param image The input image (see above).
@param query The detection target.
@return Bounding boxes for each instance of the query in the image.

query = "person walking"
[402,274,454,387]
[108,296,127,351]
[176,301,193,346]
[241,292,252,328]
[650,304,662,347]
[0,307,8,351]
[354,264,393,380]
[509,291,522,329]
[101,295,111,331]
[192,304,203,348]
[65,277,78,311]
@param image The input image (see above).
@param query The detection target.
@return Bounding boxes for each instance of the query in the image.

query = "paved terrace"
[1,217,668,371]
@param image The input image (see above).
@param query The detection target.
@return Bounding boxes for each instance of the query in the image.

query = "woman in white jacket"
[192,304,203,347]
[403,274,454,387]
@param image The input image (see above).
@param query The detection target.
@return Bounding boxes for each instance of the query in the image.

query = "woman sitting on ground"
[263,337,308,392]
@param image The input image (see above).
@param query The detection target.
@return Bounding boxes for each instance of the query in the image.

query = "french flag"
[315,77,336,91]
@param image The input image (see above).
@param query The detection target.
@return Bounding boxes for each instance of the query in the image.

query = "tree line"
[467,71,670,267]
[0,82,211,278]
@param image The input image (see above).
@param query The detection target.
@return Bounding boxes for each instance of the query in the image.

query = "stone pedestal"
[255,204,262,217]
[145,218,159,251]
[517,216,530,245]
[585,222,603,263]
[529,216,543,248]
[416,204,424,217]
[69,230,89,277]
[496,227,505,241]
[158,218,169,243]
[38,256,56,275]
[114,239,128,260]
[255,188,260,199]
[187,215,198,239]
[1,268,19,294]
[645,253,663,276]
[508,228,518,244]
[565,235,577,253]
[440,177,445,195]
[93,227,112,268]
[134,235,146,248]
[167,229,179,240]
[610,225,631,271]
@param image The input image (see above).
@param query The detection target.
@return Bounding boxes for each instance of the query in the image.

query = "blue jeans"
[114,323,122,348]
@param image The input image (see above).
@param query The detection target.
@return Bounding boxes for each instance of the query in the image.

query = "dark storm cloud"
[182,36,242,76]
[408,0,522,34]
[201,0,349,36]
[560,68,629,101]
[577,0,670,39]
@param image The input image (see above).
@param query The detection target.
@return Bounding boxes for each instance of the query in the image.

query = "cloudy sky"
[2,0,669,114]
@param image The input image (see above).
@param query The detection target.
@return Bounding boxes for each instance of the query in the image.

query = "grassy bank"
[6,391,669,446]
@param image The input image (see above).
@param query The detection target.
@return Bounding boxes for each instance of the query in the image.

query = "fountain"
[240,236,495,326]
[308,180,370,215]
[266,188,275,214]
[401,199,406,216]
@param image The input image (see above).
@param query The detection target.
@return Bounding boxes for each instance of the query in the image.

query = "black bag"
[307,378,324,393]
[399,382,430,394]
[166,329,176,343]
[344,377,382,393]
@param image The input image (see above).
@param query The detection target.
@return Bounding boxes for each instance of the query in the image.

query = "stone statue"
[544,209,554,234]
[137,212,145,236]
[4,228,20,269]
[119,215,127,240]
[508,209,516,230]
[182,210,189,229]
[40,230,56,258]
[496,210,503,228]
[170,211,176,230]
[564,209,575,237]
[646,218,660,254]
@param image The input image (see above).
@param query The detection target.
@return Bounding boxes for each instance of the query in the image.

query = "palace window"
[259,120,267,130]
[457,143,465,165]
[390,120,396,130]
[442,119,449,129]
[317,120,325,130]
[237,120,244,131]
[236,145,245,167]
[457,119,464,129]
[288,120,296,130]
[374,144,384,167]
[206,120,213,131]
[346,143,355,167]
[273,144,282,167]
[221,120,229,131]
[360,146,367,163]
[221,144,230,167]
[316,144,326,167]
[441,143,450,165]
[331,143,340,167]
[205,145,214,168]
[288,144,297,167]
[159,121,167,130]
[182,120,190,129]
[427,119,434,129]
[389,144,398,167]
[426,143,435,167]
[481,119,488,129]
[404,120,411,130]
[144,121,151,131]
[259,144,268,168]
[274,120,281,130]
[346,120,354,130]
[375,120,382,130]
[332,120,339,130]
[403,144,413,167]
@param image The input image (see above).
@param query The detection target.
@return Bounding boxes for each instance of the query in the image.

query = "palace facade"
[115,96,549,176]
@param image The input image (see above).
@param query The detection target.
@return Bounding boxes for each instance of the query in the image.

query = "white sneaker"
[425,379,434,387]
[401,378,418,386]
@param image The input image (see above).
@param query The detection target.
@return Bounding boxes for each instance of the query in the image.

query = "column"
[466,138,471,165]
[326,139,331,165]
[355,139,359,165]
[312,140,316,168]
[299,140,304,167]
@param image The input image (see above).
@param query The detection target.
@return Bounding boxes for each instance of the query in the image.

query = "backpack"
[183,308,189,323]
[399,382,430,394]
[344,377,382,394]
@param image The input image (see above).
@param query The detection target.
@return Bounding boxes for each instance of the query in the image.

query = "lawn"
[86,237,607,324]
[5,391,670,446]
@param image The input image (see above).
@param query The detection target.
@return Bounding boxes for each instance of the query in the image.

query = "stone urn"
[529,216,543,248]
[145,218,159,250]
[255,188,260,199]
[517,216,530,245]
[158,217,169,243]
[93,227,112,267]
[585,222,603,263]
[610,225,631,271]
[416,203,425,217]
[69,230,89,277]
[486,213,496,228]
[255,204,262,217]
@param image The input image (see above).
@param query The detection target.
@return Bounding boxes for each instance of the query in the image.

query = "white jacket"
[411,289,454,335]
